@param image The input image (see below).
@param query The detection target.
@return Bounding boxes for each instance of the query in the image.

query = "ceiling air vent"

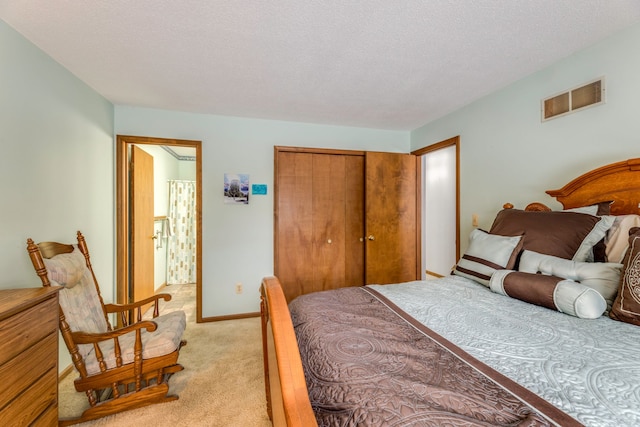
[542,77,605,121]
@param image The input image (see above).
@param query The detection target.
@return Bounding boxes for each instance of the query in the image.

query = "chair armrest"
[105,293,172,323]
[71,320,158,345]
[72,321,159,375]
[105,293,172,313]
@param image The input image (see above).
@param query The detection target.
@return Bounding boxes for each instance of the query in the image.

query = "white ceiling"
[2,1,640,131]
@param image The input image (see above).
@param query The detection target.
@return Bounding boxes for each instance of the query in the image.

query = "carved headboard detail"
[546,158,640,215]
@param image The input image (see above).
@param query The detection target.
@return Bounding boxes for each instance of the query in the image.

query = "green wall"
[115,106,410,317]
[411,22,640,252]
[0,19,114,371]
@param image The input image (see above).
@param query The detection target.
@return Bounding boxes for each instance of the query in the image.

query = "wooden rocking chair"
[26,231,187,426]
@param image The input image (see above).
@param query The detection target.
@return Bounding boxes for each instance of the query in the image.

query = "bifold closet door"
[343,155,365,287]
[275,151,365,302]
[276,151,313,302]
[313,153,365,290]
[275,149,418,301]
[312,155,346,293]
[365,152,419,285]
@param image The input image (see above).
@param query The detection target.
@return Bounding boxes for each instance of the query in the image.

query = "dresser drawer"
[0,365,57,426]
[33,403,58,427]
[0,331,57,410]
[0,296,57,365]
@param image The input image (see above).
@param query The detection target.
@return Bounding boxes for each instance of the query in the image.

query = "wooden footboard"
[260,276,317,427]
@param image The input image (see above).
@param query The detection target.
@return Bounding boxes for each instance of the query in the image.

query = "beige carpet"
[58,316,273,427]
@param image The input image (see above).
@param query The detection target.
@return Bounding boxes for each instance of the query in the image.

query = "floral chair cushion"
[44,247,109,358]
[83,310,187,375]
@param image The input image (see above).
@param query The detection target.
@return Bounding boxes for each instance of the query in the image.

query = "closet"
[274,146,419,302]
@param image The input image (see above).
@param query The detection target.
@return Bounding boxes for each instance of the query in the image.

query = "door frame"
[116,135,203,322]
[411,135,460,275]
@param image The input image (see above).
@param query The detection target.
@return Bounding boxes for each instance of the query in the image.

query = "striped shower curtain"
[167,180,197,285]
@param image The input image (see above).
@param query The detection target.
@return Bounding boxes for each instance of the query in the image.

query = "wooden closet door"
[344,155,365,287]
[275,150,366,302]
[312,154,346,293]
[275,148,417,301]
[365,152,419,284]
[275,152,314,302]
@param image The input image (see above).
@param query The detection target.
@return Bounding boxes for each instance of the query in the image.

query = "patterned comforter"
[290,276,640,426]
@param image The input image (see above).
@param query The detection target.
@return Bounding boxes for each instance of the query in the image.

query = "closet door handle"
[367,235,375,241]
[327,239,332,244]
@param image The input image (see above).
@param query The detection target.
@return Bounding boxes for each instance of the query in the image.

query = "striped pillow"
[453,229,523,286]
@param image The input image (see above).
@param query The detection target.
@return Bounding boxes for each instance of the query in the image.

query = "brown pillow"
[609,227,640,326]
[595,201,613,216]
[489,209,602,261]
[594,201,613,261]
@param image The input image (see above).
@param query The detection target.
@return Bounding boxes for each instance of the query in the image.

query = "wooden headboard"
[545,158,640,215]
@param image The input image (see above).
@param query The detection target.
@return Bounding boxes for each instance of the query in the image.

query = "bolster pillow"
[518,250,622,310]
[490,270,607,319]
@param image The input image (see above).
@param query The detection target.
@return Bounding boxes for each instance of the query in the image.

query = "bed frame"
[260,276,316,427]
[260,158,640,427]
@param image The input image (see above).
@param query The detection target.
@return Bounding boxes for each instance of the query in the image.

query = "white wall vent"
[542,77,605,121]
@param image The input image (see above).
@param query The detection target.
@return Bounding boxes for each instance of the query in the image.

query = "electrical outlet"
[472,213,479,227]
[235,282,243,294]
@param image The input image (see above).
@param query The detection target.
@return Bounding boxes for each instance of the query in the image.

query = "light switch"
[472,213,479,227]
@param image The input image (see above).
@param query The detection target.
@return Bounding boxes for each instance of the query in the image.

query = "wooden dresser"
[0,287,60,426]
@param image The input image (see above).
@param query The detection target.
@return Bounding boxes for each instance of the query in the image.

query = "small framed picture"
[224,173,250,204]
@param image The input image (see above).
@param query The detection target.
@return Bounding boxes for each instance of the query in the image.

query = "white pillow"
[518,250,622,310]
[563,205,598,215]
[605,214,640,263]
[453,229,522,287]
[573,215,615,262]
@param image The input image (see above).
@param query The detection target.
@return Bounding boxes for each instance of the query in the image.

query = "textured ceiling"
[2,1,640,130]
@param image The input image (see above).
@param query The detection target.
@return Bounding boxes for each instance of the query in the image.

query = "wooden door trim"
[116,135,203,322]
[275,146,366,156]
[414,154,422,280]
[411,135,461,263]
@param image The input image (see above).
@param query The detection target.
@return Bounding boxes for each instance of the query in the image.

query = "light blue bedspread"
[369,276,640,427]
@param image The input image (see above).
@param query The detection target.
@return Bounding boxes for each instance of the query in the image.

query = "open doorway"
[412,136,460,278]
[116,135,203,323]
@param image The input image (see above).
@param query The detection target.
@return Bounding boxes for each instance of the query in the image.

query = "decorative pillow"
[43,247,86,288]
[489,209,614,262]
[563,202,612,262]
[563,206,598,215]
[605,214,640,263]
[563,201,612,216]
[490,270,606,319]
[453,229,523,287]
[518,249,622,310]
[609,227,640,326]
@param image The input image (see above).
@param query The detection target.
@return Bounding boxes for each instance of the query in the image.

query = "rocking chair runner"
[26,231,187,426]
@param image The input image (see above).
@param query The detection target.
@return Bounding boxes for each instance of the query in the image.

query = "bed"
[260,158,640,427]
